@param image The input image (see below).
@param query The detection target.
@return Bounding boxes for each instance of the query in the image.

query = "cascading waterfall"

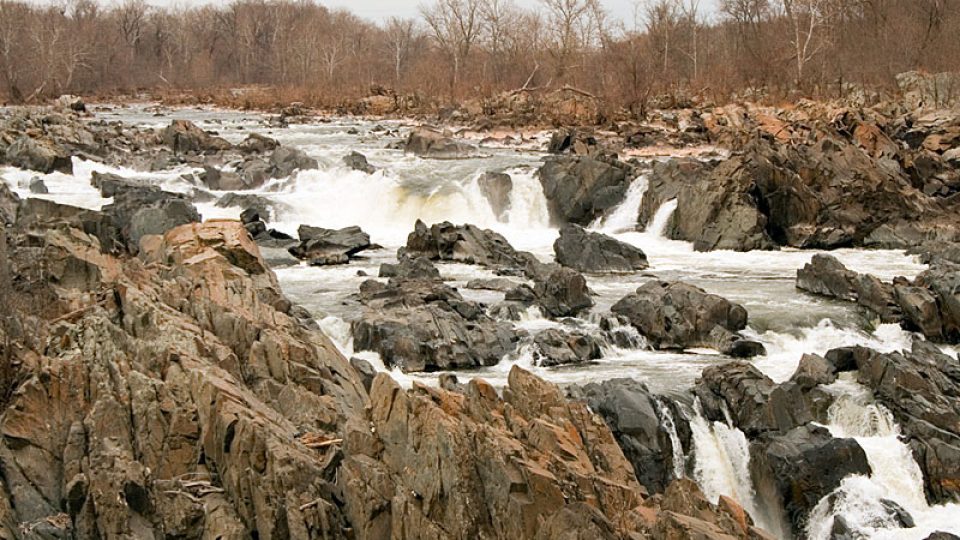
[805,377,960,539]
[592,174,649,232]
[654,399,687,480]
[648,198,678,238]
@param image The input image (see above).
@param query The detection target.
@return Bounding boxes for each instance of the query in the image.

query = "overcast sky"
[137,0,719,26]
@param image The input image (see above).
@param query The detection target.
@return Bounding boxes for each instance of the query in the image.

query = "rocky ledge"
[0,183,774,538]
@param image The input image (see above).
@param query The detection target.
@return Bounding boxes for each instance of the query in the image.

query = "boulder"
[478,171,513,221]
[5,136,73,174]
[612,281,763,356]
[90,171,150,198]
[537,155,631,225]
[533,266,594,318]
[161,120,232,154]
[403,127,479,159]
[796,254,901,322]
[351,278,520,372]
[268,146,319,178]
[553,223,648,273]
[531,329,602,367]
[237,133,279,154]
[378,256,441,281]
[102,186,200,252]
[750,424,871,532]
[547,128,598,155]
[342,151,377,174]
[288,225,372,266]
[401,220,543,277]
[28,178,49,194]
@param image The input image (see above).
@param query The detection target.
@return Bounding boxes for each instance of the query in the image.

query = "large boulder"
[268,146,319,178]
[4,136,73,174]
[531,328,602,367]
[237,133,279,154]
[537,155,632,225]
[553,223,648,273]
[796,254,901,322]
[350,278,520,372]
[750,425,871,532]
[102,186,201,252]
[403,127,479,159]
[161,119,232,154]
[401,220,543,277]
[288,225,372,266]
[611,281,763,356]
[533,266,594,318]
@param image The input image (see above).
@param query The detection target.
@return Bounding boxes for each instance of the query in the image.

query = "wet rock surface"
[612,280,763,356]
[537,155,632,225]
[554,223,649,273]
[403,127,479,159]
[288,225,372,266]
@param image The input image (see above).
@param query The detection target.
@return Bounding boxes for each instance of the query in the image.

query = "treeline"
[0,0,958,110]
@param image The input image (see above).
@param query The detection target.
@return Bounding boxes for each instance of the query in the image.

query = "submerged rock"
[28,177,49,194]
[554,223,648,273]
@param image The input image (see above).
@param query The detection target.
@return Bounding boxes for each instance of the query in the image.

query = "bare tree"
[780,0,832,85]
[420,0,482,95]
[384,17,417,85]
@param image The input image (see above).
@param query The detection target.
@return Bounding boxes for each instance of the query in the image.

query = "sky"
[138,0,719,26]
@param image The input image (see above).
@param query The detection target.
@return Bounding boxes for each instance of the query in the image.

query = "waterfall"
[648,198,678,238]
[655,399,686,480]
[591,174,649,232]
[805,377,960,539]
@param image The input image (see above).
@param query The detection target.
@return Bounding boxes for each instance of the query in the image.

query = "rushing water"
[3,104,958,538]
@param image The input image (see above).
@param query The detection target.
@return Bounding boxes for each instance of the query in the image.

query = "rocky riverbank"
[2,98,960,539]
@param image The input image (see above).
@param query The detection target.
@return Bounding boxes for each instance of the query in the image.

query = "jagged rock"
[531,328,601,366]
[796,254,901,322]
[161,119,232,154]
[200,166,264,191]
[537,155,631,225]
[790,353,838,390]
[913,262,960,342]
[574,378,687,494]
[832,343,960,503]
[351,278,520,372]
[533,266,594,318]
[342,151,376,174]
[5,136,73,174]
[237,133,279,154]
[554,223,648,273]
[269,146,319,178]
[403,127,479,159]
[478,171,513,220]
[401,220,544,277]
[0,182,20,225]
[750,424,871,532]
[547,128,598,155]
[288,225,371,266]
[612,281,763,356]
[638,158,712,230]
[102,186,200,252]
[90,171,149,198]
[465,277,522,292]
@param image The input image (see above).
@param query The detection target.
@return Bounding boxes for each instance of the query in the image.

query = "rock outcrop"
[537,155,632,225]
[554,223,649,273]
[477,171,513,221]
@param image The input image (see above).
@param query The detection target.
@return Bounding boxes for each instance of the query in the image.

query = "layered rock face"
[554,224,649,273]
[537,155,633,225]
[0,193,773,538]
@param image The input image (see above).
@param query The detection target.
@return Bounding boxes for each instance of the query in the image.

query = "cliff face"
[0,195,765,539]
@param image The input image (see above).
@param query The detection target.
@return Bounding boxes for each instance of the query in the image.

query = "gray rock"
[403,127,479,159]
[0,181,20,225]
[343,151,377,174]
[612,280,762,356]
[554,223,648,273]
[162,120,232,154]
[536,155,631,225]
[215,193,275,223]
[378,257,441,281]
[478,171,513,221]
[28,178,49,194]
[531,329,601,367]
[237,133,279,154]
[269,146,319,178]
[288,225,371,266]
[533,266,594,318]
[102,186,200,252]
[5,136,73,174]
